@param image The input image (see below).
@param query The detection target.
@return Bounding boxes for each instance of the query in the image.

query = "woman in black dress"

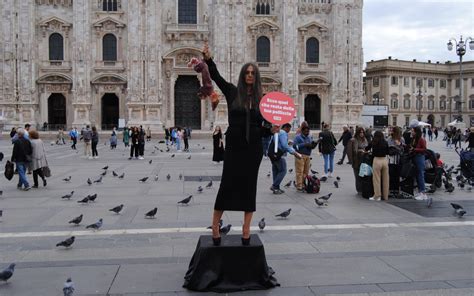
[203,43,269,246]
[212,126,225,163]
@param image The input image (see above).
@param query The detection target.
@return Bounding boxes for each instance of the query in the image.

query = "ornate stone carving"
[38,17,72,37]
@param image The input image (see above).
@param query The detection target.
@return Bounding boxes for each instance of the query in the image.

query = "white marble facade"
[0,0,364,131]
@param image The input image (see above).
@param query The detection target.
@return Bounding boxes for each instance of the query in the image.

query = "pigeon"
[187,155,192,160]
[77,196,89,204]
[166,174,171,181]
[320,176,328,182]
[88,194,97,202]
[314,198,325,206]
[0,191,2,196]
[0,210,2,218]
[319,193,332,201]
[206,180,213,188]
[0,263,15,283]
[284,181,292,188]
[63,277,75,296]
[334,180,339,188]
[310,169,318,174]
[154,175,159,181]
[87,178,92,185]
[112,171,118,177]
[61,191,75,200]
[202,146,205,150]
[139,177,148,183]
[100,170,107,176]
[109,204,124,214]
[178,195,193,205]
[118,173,125,179]
[102,166,108,170]
[166,147,170,152]
[68,214,83,225]
[275,208,291,219]
[267,172,271,177]
[63,176,72,182]
[197,186,203,193]
[336,176,341,181]
[179,173,183,180]
[93,176,102,183]
[86,218,103,230]
[451,203,467,217]
[258,218,266,232]
[207,219,223,229]
[288,169,293,173]
[445,185,455,193]
[219,224,232,235]
[171,154,175,158]
[145,207,158,218]
[149,160,152,164]
[426,197,433,208]
[56,236,75,248]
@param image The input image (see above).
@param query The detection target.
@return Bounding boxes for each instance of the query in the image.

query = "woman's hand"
[202,42,211,60]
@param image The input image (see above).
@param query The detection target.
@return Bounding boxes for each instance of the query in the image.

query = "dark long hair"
[232,62,263,110]
[412,126,422,147]
[372,130,385,146]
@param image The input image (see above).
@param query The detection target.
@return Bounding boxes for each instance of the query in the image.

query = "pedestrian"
[453,128,462,149]
[83,125,92,159]
[183,127,190,152]
[11,128,32,191]
[57,127,65,145]
[171,127,177,146]
[164,126,170,145]
[387,126,404,197]
[69,127,78,150]
[176,127,183,152]
[337,125,352,165]
[10,127,16,139]
[270,123,302,194]
[123,127,130,147]
[318,123,337,178]
[402,127,412,146]
[465,127,474,152]
[351,127,369,194]
[422,127,427,138]
[110,127,117,149]
[293,125,317,192]
[212,126,225,163]
[202,43,274,245]
[433,127,438,140]
[138,125,145,159]
[91,126,99,159]
[427,127,433,141]
[146,127,152,142]
[411,126,428,201]
[365,131,389,201]
[445,128,452,148]
[129,127,139,160]
[29,130,48,188]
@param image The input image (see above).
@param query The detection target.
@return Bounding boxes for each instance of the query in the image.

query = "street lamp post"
[447,35,474,122]
[413,87,426,121]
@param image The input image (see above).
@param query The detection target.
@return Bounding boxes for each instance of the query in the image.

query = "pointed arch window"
[306,37,320,64]
[49,33,64,61]
[256,0,271,15]
[256,36,270,63]
[103,34,117,61]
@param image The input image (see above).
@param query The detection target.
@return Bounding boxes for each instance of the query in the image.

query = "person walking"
[82,125,92,159]
[176,127,183,152]
[56,127,65,145]
[110,127,117,149]
[365,131,389,201]
[293,125,316,192]
[69,127,78,150]
[427,127,433,142]
[11,128,32,191]
[146,127,152,142]
[29,130,48,188]
[129,127,139,160]
[164,126,170,145]
[212,126,225,163]
[183,127,190,152]
[433,127,438,140]
[270,123,302,194]
[337,125,352,165]
[351,127,369,194]
[318,123,337,178]
[138,126,145,159]
[411,126,428,201]
[123,127,130,147]
[466,127,474,151]
[91,126,99,159]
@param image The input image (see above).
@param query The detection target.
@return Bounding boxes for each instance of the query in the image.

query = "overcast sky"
[363,0,474,66]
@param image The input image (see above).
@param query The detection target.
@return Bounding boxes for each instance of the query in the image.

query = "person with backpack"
[318,123,337,178]
[293,125,317,192]
[82,125,92,159]
[269,123,302,194]
[11,128,32,191]
[365,131,390,201]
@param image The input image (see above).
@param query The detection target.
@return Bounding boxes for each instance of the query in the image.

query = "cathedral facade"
[0,0,363,131]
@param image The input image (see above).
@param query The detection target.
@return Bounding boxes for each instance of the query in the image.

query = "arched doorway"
[427,114,435,126]
[48,93,66,129]
[174,75,201,129]
[101,93,119,130]
[304,94,321,129]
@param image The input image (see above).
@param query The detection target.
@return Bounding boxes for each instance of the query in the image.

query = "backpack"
[304,175,321,194]
[267,139,284,162]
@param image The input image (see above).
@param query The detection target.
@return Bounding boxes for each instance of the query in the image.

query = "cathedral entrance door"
[48,93,66,129]
[304,94,321,129]
[101,93,119,130]
[174,75,201,129]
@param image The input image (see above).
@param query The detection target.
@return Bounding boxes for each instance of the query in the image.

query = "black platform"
[183,234,279,293]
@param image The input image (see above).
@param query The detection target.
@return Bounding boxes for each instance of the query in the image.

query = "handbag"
[268,139,284,162]
[4,160,14,181]
[359,163,373,177]
[42,166,51,178]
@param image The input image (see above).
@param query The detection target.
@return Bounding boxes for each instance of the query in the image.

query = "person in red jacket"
[410,126,427,200]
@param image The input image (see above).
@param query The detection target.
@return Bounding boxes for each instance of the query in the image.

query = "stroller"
[424,149,443,189]
[457,148,474,182]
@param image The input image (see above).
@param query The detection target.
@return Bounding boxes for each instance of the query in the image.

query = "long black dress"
[212,132,225,162]
[206,58,267,212]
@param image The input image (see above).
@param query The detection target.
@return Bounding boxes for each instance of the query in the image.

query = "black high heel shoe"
[241,237,251,246]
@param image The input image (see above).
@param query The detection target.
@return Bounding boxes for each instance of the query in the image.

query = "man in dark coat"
[337,125,352,165]
[11,128,32,190]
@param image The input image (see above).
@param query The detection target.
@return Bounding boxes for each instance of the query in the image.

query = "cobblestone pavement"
[0,133,472,296]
